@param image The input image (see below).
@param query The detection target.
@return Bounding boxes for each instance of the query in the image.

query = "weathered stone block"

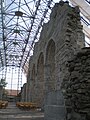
[45,91,65,105]
[44,105,66,120]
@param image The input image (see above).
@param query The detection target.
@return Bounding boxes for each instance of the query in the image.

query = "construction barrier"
[16,102,39,110]
[0,101,8,109]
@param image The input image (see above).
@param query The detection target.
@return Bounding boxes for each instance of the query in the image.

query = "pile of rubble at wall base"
[65,47,90,120]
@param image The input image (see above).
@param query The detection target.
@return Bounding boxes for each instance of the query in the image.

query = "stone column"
[44,91,66,120]
[0,86,3,100]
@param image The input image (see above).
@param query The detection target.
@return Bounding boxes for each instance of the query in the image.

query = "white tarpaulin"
[70,0,90,43]
[70,0,90,19]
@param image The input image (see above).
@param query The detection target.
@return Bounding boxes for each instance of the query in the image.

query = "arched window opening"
[45,40,55,92]
[37,52,44,107]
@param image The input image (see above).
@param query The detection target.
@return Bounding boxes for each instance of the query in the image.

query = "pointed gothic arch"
[45,39,56,92]
[37,52,44,107]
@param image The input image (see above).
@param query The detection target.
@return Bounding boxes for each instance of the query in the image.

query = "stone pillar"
[0,86,3,100]
[21,83,27,102]
[44,1,85,120]
[44,91,66,120]
[65,48,90,120]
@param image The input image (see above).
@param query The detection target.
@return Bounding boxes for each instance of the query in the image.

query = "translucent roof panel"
[70,0,90,46]
[0,0,54,72]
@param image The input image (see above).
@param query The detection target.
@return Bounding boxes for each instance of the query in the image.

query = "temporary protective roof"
[0,0,90,91]
[70,0,90,42]
[0,0,54,73]
[0,0,90,73]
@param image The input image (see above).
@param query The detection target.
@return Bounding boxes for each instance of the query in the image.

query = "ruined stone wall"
[45,47,90,120]
[22,1,90,120]
[20,1,90,120]
[21,83,27,102]
[64,48,90,120]
[0,86,3,100]
[26,1,85,108]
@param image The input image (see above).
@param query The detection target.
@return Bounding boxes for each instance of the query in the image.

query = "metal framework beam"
[0,0,54,91]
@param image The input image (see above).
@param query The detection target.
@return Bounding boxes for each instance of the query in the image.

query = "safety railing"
[0,100,8,109]
[16,102,39,110]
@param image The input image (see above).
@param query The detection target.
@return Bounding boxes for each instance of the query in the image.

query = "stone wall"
[64,47,90,120]
[20,1,90,120]
[21,83,27,102]
[25,0,84,105]
[44,91,66,120]
[0,86,3,100]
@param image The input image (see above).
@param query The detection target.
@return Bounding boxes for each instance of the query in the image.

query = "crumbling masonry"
[21,1,90,120]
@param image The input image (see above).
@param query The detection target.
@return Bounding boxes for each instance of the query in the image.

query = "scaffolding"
[0,0,54,93]
[70,0,90,46]
[0,0,90,94]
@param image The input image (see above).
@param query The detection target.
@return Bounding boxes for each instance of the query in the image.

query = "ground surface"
[0,102,44,120]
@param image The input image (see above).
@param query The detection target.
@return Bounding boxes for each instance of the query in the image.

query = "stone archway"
[37,52,44,107]
[45,39,55,93]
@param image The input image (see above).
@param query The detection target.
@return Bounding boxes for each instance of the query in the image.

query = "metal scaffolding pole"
[11,67,13,95]
[20,69,22,87]
[17,67,20,94]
